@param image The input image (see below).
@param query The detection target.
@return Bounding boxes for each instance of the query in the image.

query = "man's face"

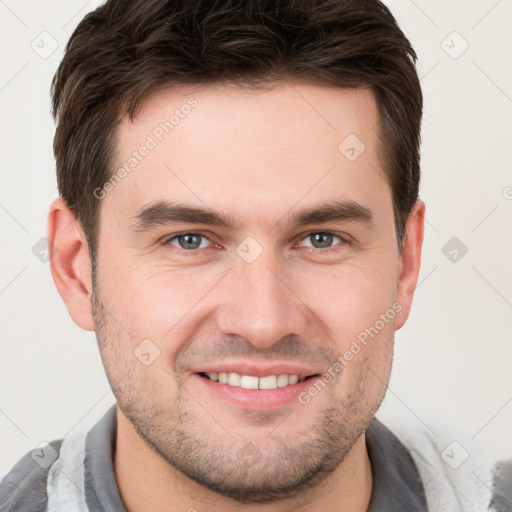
[91,81,407,502]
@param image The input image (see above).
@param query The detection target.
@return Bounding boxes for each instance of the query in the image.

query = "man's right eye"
[165,232,214,252]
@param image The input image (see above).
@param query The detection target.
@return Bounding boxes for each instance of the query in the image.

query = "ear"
[47,197,95,331]
[395,199,425,330]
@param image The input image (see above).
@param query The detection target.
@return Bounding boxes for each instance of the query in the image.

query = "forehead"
[104,80,389,230]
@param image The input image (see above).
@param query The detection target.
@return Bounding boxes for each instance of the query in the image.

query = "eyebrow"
[128,199,373,232]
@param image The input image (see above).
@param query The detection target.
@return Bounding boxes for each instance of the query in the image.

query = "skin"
[48,79,425,512]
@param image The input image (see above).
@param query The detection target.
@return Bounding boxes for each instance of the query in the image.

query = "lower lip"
[192,373,321,411]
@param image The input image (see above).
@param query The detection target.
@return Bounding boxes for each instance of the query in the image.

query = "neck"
[114,410,373,512]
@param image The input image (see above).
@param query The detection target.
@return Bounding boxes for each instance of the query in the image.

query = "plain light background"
[1,0,511,482]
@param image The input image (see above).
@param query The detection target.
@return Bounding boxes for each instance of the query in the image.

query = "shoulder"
[0,440,63,512]
[374,410,503,511]
[0,405,120,512]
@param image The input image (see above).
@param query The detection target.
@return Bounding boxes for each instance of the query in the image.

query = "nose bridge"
[216,251,306,349]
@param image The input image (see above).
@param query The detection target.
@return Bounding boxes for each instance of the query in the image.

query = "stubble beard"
[91,285,385,504]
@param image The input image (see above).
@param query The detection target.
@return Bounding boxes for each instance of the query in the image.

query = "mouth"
[197,371,319,390]
[192,364,322,410]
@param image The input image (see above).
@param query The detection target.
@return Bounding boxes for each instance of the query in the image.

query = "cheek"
[294,262,398,346]
[293,262,397,395]
[112,265,226,340]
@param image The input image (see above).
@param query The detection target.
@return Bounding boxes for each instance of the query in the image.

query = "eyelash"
[162,230,350,256]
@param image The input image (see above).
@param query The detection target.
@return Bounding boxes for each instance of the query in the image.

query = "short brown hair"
[51,0,422,263]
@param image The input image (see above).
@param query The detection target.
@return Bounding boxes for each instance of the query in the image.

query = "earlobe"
[395,200,426,330]
[47,197,95,331]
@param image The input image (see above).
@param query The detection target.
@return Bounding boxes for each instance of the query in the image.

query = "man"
[0,0,508,510]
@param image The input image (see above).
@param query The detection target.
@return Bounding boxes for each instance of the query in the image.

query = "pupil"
[312,233,332,248]
[180,234,201,249]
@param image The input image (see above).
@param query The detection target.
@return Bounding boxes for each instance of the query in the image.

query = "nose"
[215,252,308,350]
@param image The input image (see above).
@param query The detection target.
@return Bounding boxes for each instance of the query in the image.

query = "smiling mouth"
[198,372,318,390]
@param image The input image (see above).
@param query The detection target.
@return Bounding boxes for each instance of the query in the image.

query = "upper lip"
[194,362,320,378]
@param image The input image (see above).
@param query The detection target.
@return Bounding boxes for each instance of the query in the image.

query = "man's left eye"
[297,232,345,250]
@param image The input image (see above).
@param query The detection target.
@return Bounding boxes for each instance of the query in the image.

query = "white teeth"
[259,375,277,389]
[227,372,241,386]
[204,372,306,389]
[240,375,259,389]
[277,374,289,387]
